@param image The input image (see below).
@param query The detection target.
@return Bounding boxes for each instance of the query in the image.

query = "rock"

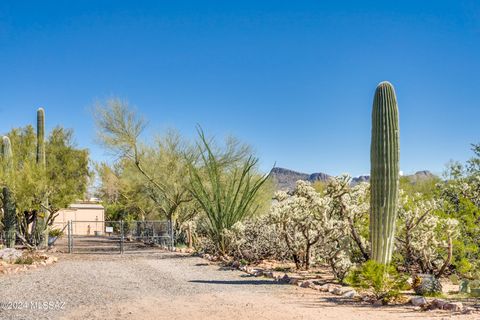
[431,299,447,310]
[252,270,263,277]
[328,285,341,293]
[462,307,475,314]
[317,284,331,292]
[263,271,274,278]
[231,261,240,268]
[0,248,22,263]
[342,290,357,298]
[373,299,384,306]
[443,302,463,312]
[315,283,330,292]
[299,280,312,288]
[410,296,428,306]
[332,287,350,295]
[277,274,290,284]
[289,277,301,285]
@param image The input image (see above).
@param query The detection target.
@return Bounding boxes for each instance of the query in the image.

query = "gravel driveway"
[0,250,476,320]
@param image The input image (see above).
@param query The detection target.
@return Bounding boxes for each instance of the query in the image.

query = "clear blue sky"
[1,1,479,177]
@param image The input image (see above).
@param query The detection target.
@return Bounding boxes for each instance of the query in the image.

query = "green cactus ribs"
[37,107,46,167]
[2,136,16,248]
[370,81,400,265]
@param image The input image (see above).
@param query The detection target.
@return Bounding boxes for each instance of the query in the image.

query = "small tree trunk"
[436,236,453,278]
[187,224,193,248]
[304,243,311,270]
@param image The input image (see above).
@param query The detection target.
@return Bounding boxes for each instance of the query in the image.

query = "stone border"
[199,253,477,316]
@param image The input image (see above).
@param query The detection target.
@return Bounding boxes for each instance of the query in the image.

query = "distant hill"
[269,167,435,191]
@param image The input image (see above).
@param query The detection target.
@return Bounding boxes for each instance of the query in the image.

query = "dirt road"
[0,250,476,320]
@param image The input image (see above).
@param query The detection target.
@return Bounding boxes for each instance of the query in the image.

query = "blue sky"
[0,1,479,177]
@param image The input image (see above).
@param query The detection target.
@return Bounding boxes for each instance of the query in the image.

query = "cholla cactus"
[270,180,350,271]
[397,191,459,276]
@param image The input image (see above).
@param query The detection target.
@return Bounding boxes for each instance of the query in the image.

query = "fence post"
[120,220,124,254]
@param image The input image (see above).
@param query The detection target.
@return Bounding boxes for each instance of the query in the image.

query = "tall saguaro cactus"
[37,107,50,247]
[370,81,400,265]
[37,107,46,167]
[2,136,16,248]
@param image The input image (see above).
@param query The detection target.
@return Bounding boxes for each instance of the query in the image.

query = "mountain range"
[270,167,434,191]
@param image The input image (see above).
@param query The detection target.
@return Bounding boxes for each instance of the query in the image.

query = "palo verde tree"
[94,99,195,231]
[0,120,90,248]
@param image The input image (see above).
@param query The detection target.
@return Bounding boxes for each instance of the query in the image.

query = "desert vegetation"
[1,82,479,316]
[90,83,480,310]
[0,108,90,250]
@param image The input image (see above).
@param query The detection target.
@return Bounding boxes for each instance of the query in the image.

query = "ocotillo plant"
[370,81,400,265]
[2,136,16,248]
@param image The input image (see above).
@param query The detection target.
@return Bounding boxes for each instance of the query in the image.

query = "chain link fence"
[51,220,173,254]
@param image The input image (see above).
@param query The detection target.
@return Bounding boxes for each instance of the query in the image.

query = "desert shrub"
[48,228,64,238]
[346,260,409,303]
[223,216,289,262]
[436,146,480,277]
[15,255,34,265]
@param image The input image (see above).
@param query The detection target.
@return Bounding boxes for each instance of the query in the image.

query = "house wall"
[53,202,105,235]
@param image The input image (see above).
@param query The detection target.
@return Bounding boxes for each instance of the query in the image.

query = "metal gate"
[53,220,173,254]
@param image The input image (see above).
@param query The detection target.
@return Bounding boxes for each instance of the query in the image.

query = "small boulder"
[0,248,22,263]
[277,274,290,284]
[373,299,384,306]
[342,290,357,298]
[317,284,331,292]
[252,270,264,277]
[443,302,463,312]
[231,261,240,268]
[332,287,350,295]
[328,285,341,293]
[410,296,428,307]
[431,299,447,310]
[299,280,312,288]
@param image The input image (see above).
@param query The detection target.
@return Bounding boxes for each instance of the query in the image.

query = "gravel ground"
[0,249,478,320]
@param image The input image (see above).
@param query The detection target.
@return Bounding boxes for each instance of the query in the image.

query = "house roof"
[69,203,104,210]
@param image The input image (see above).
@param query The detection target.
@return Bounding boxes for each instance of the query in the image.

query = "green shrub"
[449,274,460,285]
[48,228,64,238]
[346,260,408,303]
[15,256,34,265]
